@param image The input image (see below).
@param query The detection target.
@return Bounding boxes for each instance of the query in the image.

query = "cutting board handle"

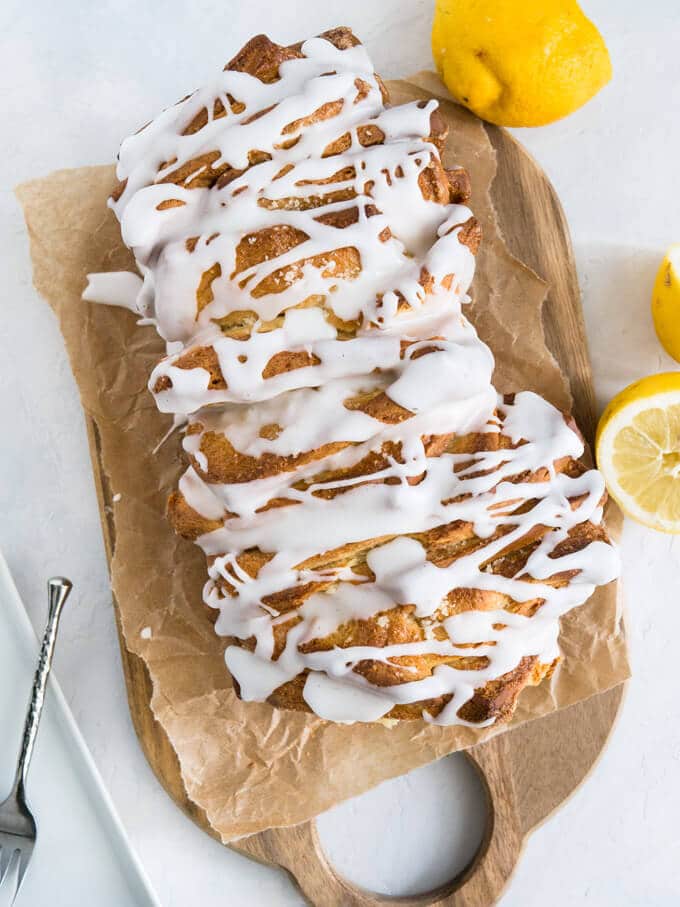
[245,733,523,906]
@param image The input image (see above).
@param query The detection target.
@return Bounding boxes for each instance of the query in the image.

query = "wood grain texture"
[85,123,625,905]
[484,124,599,443]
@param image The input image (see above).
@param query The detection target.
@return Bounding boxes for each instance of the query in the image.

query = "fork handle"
[12,578,72,796]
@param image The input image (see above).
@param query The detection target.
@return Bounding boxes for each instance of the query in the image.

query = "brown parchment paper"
[16,75,629,842]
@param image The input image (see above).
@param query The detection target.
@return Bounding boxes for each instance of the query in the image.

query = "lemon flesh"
[432,0,612,127]
[652,244,680,363]
[596,373,680,533]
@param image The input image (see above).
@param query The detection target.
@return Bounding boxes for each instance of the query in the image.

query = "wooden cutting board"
[86,118,626,907]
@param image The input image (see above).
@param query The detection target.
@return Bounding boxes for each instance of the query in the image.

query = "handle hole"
[316,753,487,898]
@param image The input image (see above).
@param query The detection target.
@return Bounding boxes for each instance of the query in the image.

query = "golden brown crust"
[246,655,555,723]
[445,167,472,204]
[113,27,475,353]
[150,30,603,726]
[170,393,608,724]
[167,491,223,539]
[225,34,304,83]
[456,217,482,254]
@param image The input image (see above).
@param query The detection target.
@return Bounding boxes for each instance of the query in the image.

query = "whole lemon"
[432,0,612,126]
[651,244,680,363]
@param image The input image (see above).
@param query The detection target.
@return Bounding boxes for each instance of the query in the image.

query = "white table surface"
[0,558,160,907]
[1,1,679,904]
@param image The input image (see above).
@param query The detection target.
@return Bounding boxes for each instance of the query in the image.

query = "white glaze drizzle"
[83,271,143,313]
[87,33,619,724]
[193,390,618,723]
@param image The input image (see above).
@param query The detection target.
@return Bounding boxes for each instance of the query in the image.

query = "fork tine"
[11,849,30,906]
[0,847,20,902]
[0,843,8,884]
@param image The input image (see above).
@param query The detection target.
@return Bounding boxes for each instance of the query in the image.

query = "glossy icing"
[85,33,618,724]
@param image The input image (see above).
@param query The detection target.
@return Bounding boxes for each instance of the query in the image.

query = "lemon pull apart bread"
[86,27,619,725]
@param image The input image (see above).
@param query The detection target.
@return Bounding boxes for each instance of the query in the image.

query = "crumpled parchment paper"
[16,75,629,842]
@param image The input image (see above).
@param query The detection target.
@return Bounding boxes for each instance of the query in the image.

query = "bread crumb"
[140,626,152,639]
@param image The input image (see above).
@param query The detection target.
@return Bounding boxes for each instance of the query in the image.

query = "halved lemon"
[596,372,680,532]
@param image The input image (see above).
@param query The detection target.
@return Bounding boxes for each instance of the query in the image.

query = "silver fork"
[0,577,72,903]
